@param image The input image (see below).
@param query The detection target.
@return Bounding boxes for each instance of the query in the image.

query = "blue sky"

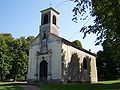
[0,0,102,53]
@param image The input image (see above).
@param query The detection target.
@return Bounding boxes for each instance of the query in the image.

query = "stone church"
[28,7,98,83]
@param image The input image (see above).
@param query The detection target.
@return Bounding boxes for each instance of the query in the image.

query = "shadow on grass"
[38,82,120,90]
[91,83,120,90]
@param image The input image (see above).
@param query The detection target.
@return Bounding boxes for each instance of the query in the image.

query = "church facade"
[28,7,98,83]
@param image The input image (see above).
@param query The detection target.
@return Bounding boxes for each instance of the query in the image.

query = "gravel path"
[20,85,40,90]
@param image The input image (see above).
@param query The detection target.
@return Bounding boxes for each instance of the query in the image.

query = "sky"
[0,0,102,53]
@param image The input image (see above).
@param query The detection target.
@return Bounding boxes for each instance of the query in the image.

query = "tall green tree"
[97,39,120,80]
[0,33,34,81]
[10,36,34,81]
[0,33,13,80]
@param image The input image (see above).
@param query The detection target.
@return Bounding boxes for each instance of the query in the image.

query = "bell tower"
[39,7,60,54]
[40,7,60,36]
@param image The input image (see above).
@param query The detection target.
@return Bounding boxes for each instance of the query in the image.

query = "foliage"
[71,0,120,45]
[97,39,120,80]
[72,40,82,48]
[0,33,13,80]
[71,0,120,81]
[0,33,34,81]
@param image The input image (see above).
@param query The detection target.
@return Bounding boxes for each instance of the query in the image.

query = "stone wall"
[61,43,98,83]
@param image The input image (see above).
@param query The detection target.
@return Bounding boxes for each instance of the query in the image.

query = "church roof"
[61,38,96,57]
[50,33,96,57]
[40,7,60,14]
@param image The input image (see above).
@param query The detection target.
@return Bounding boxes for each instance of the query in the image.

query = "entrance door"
[40,60,48,80]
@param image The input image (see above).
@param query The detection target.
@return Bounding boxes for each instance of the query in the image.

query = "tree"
[71,0,120,44]
[0,33,34,81]
[9,37,26,81]
[71,0,120,80]
[0,33,13,80]
[9,36,34,81]
[97,39,120,80]
[72,40,82,48]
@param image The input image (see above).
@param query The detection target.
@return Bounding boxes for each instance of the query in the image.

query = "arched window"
[83,58,87,69]
[43,14,48,24]
[53,15,56,25]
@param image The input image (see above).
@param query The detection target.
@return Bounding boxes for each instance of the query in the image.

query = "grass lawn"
[0,80,120,90]
[98,79,120,84]
[0,81,26,90]
[38,80,120,90]
[0,85,23,90]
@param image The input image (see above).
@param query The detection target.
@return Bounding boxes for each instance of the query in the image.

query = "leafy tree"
[71,0,120,80]
[71,0,120,44]
[72,40,82,48]
[97,39,120,80]
[0,33,13,80]
[10,36,34,81]
[0,33,34,81]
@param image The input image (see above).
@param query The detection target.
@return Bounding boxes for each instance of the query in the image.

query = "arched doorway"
[40,60,48,80]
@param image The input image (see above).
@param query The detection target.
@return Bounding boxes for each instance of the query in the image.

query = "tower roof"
[40,7,60,14]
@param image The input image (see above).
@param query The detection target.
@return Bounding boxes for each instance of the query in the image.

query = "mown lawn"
[98,79,120,84]
[39,80,120,90]
[0,80,120,90]
[0,85,23,90]
[0,81,26,90]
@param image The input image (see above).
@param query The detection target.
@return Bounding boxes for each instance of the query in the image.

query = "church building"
[28,7,98,83]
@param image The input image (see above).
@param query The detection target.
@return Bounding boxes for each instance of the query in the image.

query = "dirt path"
[20,85,40,90]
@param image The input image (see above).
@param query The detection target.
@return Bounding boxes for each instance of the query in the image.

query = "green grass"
[38,80,120,90]
[0,81,26,90]
[98,79,120,84]
[0,80,120,90]
[0,85,23,90]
